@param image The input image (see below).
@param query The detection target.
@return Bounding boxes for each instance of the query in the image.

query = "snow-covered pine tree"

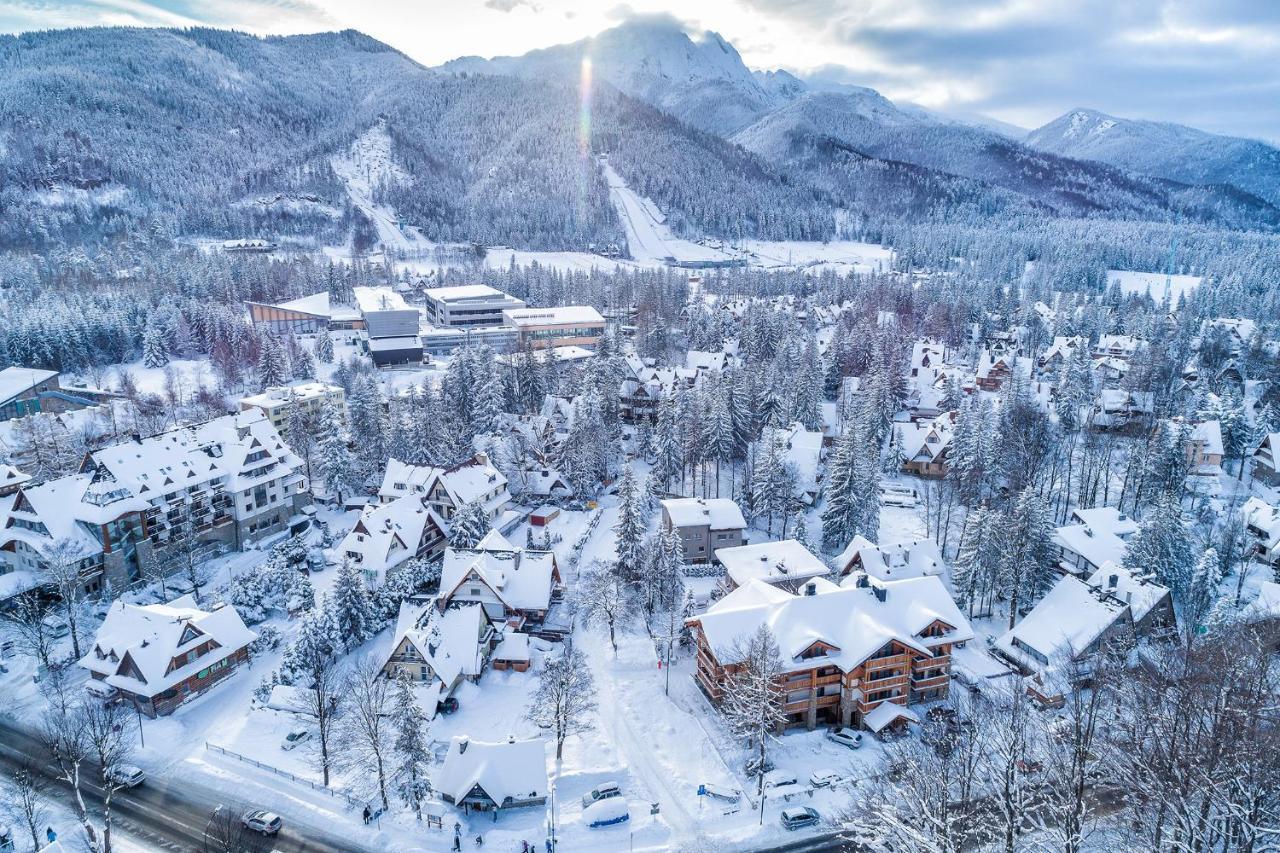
[613,465,647,581]
[720,625,787,796]
[142,320,170,369]
[313,331,335,363]
[256,333,288,391]
[951,504,1002,617]
[391,673,431,818]
[329,558,376,650]
[448,500,490,548]
[1124,490,1195,595]
[996,488,1056,629]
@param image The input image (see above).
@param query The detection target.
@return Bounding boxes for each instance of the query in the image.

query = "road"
[0,719,369,852]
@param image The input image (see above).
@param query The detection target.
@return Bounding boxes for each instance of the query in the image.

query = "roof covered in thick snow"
[662,497,746,530]
[994,575,1129,668]
[79,595,256,697]
[695,574,973,675]
[716,540,827,587]
[439,543,559,614]
[436,736,547,806]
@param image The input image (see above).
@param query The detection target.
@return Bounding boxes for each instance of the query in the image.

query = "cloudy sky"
[4,0,1279,142]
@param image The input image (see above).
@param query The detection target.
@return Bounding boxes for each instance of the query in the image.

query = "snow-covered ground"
[601,158,737,266]
[1104,268,1202,307]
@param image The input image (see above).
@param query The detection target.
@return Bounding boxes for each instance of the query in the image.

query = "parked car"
[242,810,282,836]
[762,769,798,790]
[880,491,918,508]
[437,697,459,715]
[827,727,864,750]
[106,765,146,788]
[281,728,312,751]
[84,680,119,702]
[581,782,622,809]
[41,617,70,639]
[780,806,820,831]
[306,550,327,572]
[809,769,842,788]
[744,755,775,777]
[584,797,629,828]
[700,783,740,803]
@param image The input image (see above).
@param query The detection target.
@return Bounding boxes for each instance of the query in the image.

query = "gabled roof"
[695,575,973,675]
[1085,562,1170,625]
[1052,521,1128,571]
[0,366,58,404]
[79,595,256,698]
[436,736,547,806]
[338,496,446,578]
[994,575,1130,667]
[439,544,559,613]
[836,535,943,582]
[388,600,490,688]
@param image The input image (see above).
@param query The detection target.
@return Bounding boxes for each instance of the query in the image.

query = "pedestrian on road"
[545,839,552,853]
[452,834,462,852]
[46,827,56,843]
[521,842,529,853]
[475,834,484,847]
[362,805,371,824]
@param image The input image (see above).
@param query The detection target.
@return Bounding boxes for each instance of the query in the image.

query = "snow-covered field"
[1105,268,1202,307]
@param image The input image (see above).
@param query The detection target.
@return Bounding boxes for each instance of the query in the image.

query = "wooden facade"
[691,621,957,731]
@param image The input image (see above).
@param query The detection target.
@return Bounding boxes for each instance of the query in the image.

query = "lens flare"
[578,56,592,156]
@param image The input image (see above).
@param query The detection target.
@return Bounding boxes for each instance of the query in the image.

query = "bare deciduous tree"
[719,625,786,808]
[579,564,630,657]
[525,647,596,761]
[335,655,394,811]
[2,762,50,853]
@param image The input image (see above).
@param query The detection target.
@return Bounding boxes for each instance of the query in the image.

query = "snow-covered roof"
[1243,581,1280,623]
[1085,562,1169,625]
[897,412,954,464]
[1242,497,1280,550]
[862,701,920,733]
[836,535,943,582]
[368,335,421,352]
[1052,521,1128,572]
[684,350,727,372]
[662,497,746,531]
[239,382,342,409]
[273,291,331,317]
[1190,420,1224,456]
[994,575,1129,668]
[388,600,490,688]
[436,736,547,806]
[424,284,508,302]
[0,366,58,404]
[353,286,409,313]
[1,473,150,563]
[0,464,31,492]
[338,495,446,581]
[1068,507,1139,538]
[379,456,509,517]
[492,631,530,663]
[717,540,827,587]
[696,574,973,675]
[79,596,256,698]
[502,305,604,327]
[439,544,559,614]
[1041,336,1086,364]
[757,422,824,495]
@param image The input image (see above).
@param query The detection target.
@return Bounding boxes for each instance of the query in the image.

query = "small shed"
[491,632,531,672]
[529,505,560,527]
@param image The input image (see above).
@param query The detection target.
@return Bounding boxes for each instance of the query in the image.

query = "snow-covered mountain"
[441,18,792,135]
[1026,108,1280,207]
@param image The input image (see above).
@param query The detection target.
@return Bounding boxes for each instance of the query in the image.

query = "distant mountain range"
[2,20,1278,252]
[1025,108,1280,208]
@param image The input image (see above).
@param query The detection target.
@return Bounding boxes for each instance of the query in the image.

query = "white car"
[762,769,798,789]
[242,810,282,835]
[106,764,146,788]
[281,728,312,751]
[809,769,843,788]
[84,680,119,702]
[581,781,622,808]
[827,727,864,750]
[41,617,70,639]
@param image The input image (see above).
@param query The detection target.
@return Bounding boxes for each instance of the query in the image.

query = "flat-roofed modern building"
[502,306,606,350]
[423,285,526,328]
[354,287,423,366]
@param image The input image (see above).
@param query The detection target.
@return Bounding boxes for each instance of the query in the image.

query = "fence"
[204,742,360,808]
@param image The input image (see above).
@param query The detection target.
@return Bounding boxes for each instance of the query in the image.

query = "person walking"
[362,805,371,825]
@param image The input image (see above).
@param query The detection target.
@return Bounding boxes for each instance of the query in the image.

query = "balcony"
[910,673,950,690]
